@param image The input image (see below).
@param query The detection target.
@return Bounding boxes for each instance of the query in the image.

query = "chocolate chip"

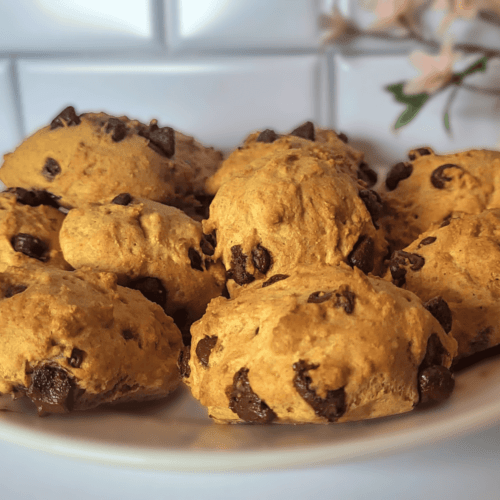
[11,233,48,261]
[418,236,437,248]
[357,162,378,188]
[68,348,85,368]
[262,274,289,287]
[200,235,215,256]
[430,164,464,189]
[423,296,452,334]
[111,193,132,206]
[179,346,191,378]
[333,286,356,314]
[188,248,204,272]
[252,245,272,274]
[148,126,175,158]
[50,106,81,130]
[27,364,75,415]
[359,189,382,226]
[9,188,60,208]
[385,162,413,191]
[204,231,217,249]
[337,132,348,143]
[256,129,279,143]
[105,118,127,142]
[292,360,346,422]
[227,368,276,423]
[195,336,218,367]
[418,365,455,404]
[469,326,492,354]
[122,329,134,340]
[408,147,433,161]
[290,121,315,141]
[389,250,425,287]
[127,277,167,309]
[227,245,254,285]
[421,333,448,368]
[42,158,61,181]
[440,215,452,228]
[347,235,375,274]
[307,291,333,304]
[5,284,27,298]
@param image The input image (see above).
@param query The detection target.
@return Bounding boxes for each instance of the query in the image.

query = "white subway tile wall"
[0,0,499,164]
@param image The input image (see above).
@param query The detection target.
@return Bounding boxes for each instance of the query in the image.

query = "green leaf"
[443,111,450,131]
[386,83,430,129]
[455,55,489,84]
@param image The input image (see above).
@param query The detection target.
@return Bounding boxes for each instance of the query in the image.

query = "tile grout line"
[152,0,168,53]
[8,57,25,141]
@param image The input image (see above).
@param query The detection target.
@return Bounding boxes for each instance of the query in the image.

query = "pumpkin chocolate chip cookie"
[183,265,457,424]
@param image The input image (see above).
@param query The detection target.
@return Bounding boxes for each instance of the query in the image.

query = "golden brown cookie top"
[0,190,71,273]
[203,149,387,295]
[378,147,500,250]
[205,123,367,195]
[185,264,457,424]
[385,209,500,359]
[0,266,182,414]
[59,195,226,338]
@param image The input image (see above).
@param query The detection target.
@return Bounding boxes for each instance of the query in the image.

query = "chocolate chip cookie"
[203,148,387,295]
[385,209,500,360]
[59,195,226,342]
[183,264,457,424]
[0,266,183,415]
[205,121,374,195]
[0,190,71,272]
[379,147,500,251]
[0,107,222,210]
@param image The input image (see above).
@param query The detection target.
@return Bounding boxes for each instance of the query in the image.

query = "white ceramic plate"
[0,352,499,472]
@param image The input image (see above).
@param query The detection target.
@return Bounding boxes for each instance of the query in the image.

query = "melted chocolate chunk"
[9,188,60,208]
[418,236,437,248]
[418,365,455,404]
[256,129,279,143]
[333,286,356,314]
[105,118,127,142]
[440,215,452,228]
[227,245,254,285]
[262,274,289,287]
[50,106,81,130]
[408,147,433,161]
[27,364,75,415]
[111,193,132,206]
[337,132,348,143]
[11,233,48,261]
[121,329,134,341]
[200,235,215,256]
[127,277,167,309]
[195,336,218,367]
[68,348,85,368]
[347,235,375,274]
[252,245,272,274]
[421,333,448,368]
[179,346,191,378]
[359,189,382,226]
[293,360,346,422]
[423,296,452,334]
[469,326,492,354]
[357,162,378,188]
[188,248,204,272]
[389,250,425,287]
[290,121,315,141]
[430,164,464,189]
[385,162,413,191]
[4,284,27,298]
[227,368,276,423]
[307,291,333,304]
[148,126,175,158]
[42,158,61,181]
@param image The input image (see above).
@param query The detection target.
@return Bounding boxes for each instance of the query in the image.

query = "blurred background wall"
[0,0,499,173]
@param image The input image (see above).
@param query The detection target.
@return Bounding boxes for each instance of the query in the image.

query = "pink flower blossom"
[404,43,459,94]
[366,0,428,32]
[318,7,356,43]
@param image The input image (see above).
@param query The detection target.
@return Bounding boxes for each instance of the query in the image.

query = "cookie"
[385,209,500,360]
[0,266,182,415]
[0,107,222,210]
[59,195,227,342]
[379,147,500,250]
[205,121,374,195]
[183,264,457,424]
[0,190,71,272]
[203,148,387,295]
